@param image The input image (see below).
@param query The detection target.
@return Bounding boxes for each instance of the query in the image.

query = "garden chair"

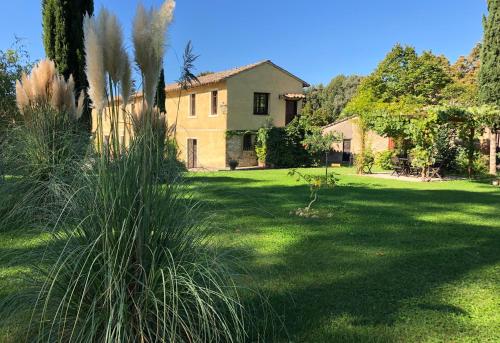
[407,157,422,176]
[391,156,404,176]
[364,163,373,174]
[428,160,444,180]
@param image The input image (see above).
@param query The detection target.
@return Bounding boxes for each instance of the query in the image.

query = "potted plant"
[229,159,239,170]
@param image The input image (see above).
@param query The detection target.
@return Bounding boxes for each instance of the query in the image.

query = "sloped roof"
[322,115,357,130]
[165,60,309,92]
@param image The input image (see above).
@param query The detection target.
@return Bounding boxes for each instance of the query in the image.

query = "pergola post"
[490,128,498,176]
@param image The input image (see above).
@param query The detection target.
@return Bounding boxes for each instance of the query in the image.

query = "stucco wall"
[175,130,227,169]
[165,82,228,169]
[92,63,307,170]
[226,135,258,167]
[91,100,139,146]
[226,63,304,130]
[324,117,390,155]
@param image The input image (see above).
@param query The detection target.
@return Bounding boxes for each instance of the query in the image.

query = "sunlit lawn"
[187,167,500,342]
[1,167,499,342]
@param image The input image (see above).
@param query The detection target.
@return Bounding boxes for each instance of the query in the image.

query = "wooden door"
[187,139,197,168]
[342,139,351,162]
[285,100,298,125]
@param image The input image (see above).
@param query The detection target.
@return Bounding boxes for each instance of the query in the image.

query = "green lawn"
[1,167,499,342]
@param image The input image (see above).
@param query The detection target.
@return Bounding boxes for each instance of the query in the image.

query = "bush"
[229,159,239,170]
[256,120,312,168]
[455,147,488,176]
[375,150,395,170]
[354,149,375,174]
[1,58,87,229]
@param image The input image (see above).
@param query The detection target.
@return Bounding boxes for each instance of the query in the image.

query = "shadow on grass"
[188,175,500,341]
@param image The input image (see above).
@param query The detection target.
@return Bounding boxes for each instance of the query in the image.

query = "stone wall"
[226,135,258,168]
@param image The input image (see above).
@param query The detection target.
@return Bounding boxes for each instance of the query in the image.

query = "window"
[253,92,269,115]
[243,133,254,151]
[189,94,196,116]
[211,90,218,115]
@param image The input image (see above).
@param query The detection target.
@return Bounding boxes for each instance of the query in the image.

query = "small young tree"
[173,41,199,134]
[302,128,337,180]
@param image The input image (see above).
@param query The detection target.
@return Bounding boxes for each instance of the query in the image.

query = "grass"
[1,167,499,342]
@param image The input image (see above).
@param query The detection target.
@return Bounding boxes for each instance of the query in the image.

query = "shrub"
[0,59,86,229]
[256,124,311,168]
[375,150,395,170]
[354,149,375,174]
[455,147,488,176]
[229,159,239,170]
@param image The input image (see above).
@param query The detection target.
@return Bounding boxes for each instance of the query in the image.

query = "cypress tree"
[479,0,500,175]
[155,68,167,113]
[479,0,500,105]
[42,0,94,128]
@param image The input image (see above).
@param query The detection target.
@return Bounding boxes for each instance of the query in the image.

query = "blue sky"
[0,0,487,86]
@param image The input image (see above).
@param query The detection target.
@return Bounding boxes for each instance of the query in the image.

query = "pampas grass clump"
[15,59,84,121]
[0,1,271,342]
[0,59,87,229]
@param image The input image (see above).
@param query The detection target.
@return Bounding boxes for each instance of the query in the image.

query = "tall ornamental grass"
[0,59,86,229]
[1,1,271,341]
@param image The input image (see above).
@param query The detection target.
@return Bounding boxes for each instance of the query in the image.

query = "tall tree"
[154,68,166,113]
[302,75,362,126]
[442,44,481,106]
[42,0,94,128]
[479,0,500,175]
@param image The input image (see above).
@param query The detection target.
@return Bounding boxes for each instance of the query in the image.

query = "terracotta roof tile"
[165,60,309,92]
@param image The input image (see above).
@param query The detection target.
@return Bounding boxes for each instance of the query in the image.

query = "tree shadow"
[190,175,500,341]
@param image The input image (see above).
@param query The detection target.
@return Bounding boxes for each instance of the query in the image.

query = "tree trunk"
[489,128,497,176]
[467,127,475,178]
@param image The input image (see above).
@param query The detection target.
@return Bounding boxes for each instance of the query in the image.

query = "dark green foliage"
[176,41,200,90]
[302,75,362,126]
[174,41,200,131]
[442,44,481,106]
[228,159,239,170]
[375,150,395,170]
[362,44,452,105]
[0,40,32,135]
[42,0,94,127]
[265,127,309,167]
[155,68,166,113]
[256,121,311,168]
[479,0,500,106]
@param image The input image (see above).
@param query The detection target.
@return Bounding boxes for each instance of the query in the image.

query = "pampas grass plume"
[103,13,125,83]
[76,91,85,120]
[15,59,80,120]
[15,79,29,111]
[84,14,106,113]
[133,0,175,106]
[120,52,132,107]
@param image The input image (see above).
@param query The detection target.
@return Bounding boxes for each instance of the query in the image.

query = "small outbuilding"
[322,116,393,163]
